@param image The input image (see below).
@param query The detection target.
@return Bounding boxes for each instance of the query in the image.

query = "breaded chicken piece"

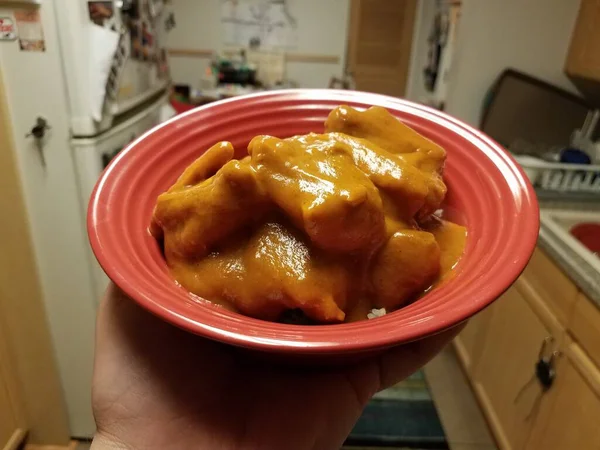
[248,134,386,253]
[171,222,348,322]
[153,157,268,260]
[370,229,441,310]
[325,105,446,173]
[325,106,446,218]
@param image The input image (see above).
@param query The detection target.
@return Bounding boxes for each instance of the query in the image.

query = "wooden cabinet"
[521,248,578,326]
[569,291,600,369]
[565,0,600,80]
[565,0,600,102]
[454,305,492,372]
[469,280,563,450]
[526,340,600,450]
[455,244,600,450]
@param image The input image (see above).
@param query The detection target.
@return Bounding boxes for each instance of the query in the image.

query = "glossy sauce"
[152,106,466,323]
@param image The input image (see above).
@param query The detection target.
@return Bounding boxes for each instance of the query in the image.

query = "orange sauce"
[152,106,466,323]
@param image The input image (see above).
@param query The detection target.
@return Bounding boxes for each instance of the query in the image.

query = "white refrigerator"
[0,0,174,437]
[57,0,172,137]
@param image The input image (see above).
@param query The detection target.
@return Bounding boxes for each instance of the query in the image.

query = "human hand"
[91,284,462,450]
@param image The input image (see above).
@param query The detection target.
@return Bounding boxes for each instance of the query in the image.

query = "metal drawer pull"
[514,337,561,421]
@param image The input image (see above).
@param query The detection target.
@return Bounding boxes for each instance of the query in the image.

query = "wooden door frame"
[0,68,70,446]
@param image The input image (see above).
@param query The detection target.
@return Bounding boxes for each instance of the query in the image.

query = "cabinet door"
[565,0,600,80]
[569,292,600,370]
[472,279,562,450]
[526,340,600,450]
[454,304,494,373]
[521,248,578,326]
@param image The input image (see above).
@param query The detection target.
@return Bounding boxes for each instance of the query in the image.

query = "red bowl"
[88,90,539,357]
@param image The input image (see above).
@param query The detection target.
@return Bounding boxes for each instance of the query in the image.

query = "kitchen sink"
[541,210,600,274]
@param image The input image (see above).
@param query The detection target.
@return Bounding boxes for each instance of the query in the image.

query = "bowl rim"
[88,89,540,354]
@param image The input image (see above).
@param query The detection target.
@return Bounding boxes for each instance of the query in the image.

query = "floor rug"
[345,370,448,449]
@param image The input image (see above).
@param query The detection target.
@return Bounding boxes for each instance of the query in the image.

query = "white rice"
[367,308,387,319]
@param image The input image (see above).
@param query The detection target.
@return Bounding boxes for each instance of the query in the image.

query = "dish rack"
[515,155,600,193]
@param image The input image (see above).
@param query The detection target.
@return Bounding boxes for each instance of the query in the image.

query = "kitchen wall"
[166,0,350,89]
[406,0,581,127]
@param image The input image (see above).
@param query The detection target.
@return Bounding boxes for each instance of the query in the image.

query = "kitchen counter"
[455,199,600,450]
[538,200,600,309]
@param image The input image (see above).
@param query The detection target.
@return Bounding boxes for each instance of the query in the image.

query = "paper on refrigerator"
[88,24,119,122]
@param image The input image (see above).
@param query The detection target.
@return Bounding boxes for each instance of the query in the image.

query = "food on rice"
[151,106,466,323]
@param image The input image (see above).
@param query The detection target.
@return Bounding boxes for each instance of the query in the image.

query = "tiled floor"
[345,344,496,450]
[343,447,440,450]
[423,345,497,450]
[79,442,414,450]
[373,369,433,401]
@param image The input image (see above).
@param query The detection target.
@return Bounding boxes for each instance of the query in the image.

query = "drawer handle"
[514,337,561,421]
[538,336,554,360]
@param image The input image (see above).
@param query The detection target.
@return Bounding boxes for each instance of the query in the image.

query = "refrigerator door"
[72,93,171,301]
[53,0,170,137]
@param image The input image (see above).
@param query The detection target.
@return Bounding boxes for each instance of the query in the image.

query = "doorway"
[346,0,417,97]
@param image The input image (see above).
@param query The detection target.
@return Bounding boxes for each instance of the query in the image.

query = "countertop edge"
[538,222,600,309]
